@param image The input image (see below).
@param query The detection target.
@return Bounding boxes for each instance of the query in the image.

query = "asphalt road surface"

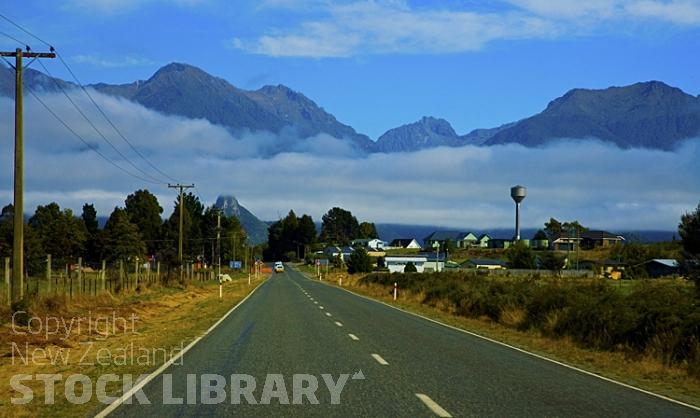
[103,266,699,417]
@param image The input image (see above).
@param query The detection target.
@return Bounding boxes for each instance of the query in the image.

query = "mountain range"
[2,62,699,154]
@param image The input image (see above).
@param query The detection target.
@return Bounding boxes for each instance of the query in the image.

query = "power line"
[21,79,164,185]
[35,59,166,184]
[51,54,180,183]
[0,30,25,45]
[1,12,180,184]
[0,13,52,48]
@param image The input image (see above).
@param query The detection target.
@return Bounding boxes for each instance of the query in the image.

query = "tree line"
[0,189,249,276]
[264,206,378,262]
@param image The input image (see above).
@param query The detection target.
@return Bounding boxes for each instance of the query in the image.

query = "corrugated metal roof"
[649,259,679,268]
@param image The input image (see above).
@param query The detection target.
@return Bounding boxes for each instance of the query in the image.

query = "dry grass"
[0,273,266,418]
[310,267,700,407]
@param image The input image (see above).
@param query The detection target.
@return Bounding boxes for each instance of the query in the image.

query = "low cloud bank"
[0,92,697,232]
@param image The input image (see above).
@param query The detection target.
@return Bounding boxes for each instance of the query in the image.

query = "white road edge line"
[371,353,389,365]
[348,333,359,340]
[416,393,452,417]
[94,279,268,418]
[303,273,700,412]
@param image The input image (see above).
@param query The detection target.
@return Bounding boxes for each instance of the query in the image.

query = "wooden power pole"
[1,48,55,303]
[168,183,194,266]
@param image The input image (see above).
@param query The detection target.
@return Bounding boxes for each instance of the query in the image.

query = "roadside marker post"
[393,282,398,301]
[219,283,222,299]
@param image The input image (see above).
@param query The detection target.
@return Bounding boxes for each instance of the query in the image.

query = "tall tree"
[505,241,535,269]
[0,204,13,259]
[29,203,86,267]
[102,207,146,263]
[81,203,101,263]
[320,207,360,246]
[82,203,99,235]
[358,222,379,239]
[221,213,247,265]
[163,192,204,262]
[265,210,315,261]
[679,203,700,294]
[124,190,163,255]
[347,247,373,274]
[0,204,43,275]
[543,218,562,239]
[298,214,317,243]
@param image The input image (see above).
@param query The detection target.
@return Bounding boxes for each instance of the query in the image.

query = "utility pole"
[1,47,55,303]
[216,209,222,280]
[168,184,194,273]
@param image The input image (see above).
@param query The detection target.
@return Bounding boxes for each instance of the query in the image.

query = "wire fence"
[1,256,229,305]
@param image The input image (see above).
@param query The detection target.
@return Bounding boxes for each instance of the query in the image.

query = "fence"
[2,255,222,305]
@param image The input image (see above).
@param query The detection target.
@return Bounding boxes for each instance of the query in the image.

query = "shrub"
[11,298,31,326]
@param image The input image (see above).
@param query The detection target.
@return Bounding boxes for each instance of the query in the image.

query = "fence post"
[78,257,83,295]
[157,262,161,284]
[119,260,124,290]
[46,254,52,295]
[101,260,106,293]
[135,259,139,287]
[4,257,9,305]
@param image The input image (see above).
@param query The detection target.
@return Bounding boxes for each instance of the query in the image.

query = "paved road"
[105,266,699,417]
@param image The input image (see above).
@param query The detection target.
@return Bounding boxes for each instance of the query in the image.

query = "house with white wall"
[384,256,428,273]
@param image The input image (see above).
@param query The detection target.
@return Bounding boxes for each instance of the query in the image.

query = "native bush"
[357,270,699,373]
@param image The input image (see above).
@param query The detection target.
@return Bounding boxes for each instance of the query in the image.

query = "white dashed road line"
[325,312,332,317]
[371,353,389,365]
[348,333,359,340]
[415,393,452,417]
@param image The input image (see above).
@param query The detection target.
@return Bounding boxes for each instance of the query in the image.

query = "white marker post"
[393,282,398,301]
[219,283,222,299]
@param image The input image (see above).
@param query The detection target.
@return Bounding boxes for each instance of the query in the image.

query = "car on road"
[274,262,284,273]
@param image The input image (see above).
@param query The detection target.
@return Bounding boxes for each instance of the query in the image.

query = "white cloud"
[232,1,557,57]
[232,0,700,57]
[72,54,156,68]
[509,0,700,24]
[65,0,207,15]
[0,91,697,233]
[625,0,700,25]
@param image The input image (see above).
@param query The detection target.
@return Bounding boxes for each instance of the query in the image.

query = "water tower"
[510,185,526,241]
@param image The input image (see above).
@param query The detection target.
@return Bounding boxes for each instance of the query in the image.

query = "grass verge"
[0,273,267,418]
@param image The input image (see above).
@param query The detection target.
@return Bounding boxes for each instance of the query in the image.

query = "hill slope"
[213,195,269,245]
[483,81,700,150]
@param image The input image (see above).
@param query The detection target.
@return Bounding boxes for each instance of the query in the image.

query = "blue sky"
[1,1,699,232]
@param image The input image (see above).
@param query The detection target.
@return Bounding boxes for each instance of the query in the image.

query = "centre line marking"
[335,321,344,327]
[314,301,318,304]
[319,306,324,310]
[325,312,332,317]
[371,353,389,365]
[415,394,452,417]
[348,333,358,340]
